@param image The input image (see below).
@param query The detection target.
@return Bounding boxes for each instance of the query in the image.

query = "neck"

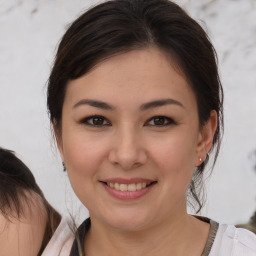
[84,212,210,256]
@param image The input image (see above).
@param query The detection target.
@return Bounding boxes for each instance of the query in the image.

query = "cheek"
[150,133,197,170]
[149,133,197,191]
[62,135,108,207]
[62,131,108,182]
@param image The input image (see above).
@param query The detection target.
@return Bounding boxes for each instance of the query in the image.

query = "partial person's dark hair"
[0,147,61,255]
[47,0,224,212]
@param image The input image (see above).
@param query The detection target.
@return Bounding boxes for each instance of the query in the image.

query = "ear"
[53,121,64,162]
[195,110,218,166]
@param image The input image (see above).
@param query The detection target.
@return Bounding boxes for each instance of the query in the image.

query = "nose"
[108,125,148,170]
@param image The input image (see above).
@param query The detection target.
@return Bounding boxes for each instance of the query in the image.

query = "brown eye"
[81,115,110,126]
[153,117,165,125]
[92,116,104,125]
[146,116,176,126]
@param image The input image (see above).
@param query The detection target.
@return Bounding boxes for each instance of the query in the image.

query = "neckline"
[70,216,219,256]
[194,216,219,256]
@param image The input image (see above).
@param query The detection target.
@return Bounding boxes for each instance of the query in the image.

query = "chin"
[99,209,155,232]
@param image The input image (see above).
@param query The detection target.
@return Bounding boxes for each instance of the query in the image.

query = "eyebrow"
[73,98,184,111]
[140,99,184,110]
[73,99,115,110]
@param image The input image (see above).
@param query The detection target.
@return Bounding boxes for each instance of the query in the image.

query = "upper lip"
[100,178,156,184]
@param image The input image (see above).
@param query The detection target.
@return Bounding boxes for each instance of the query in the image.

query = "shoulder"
[210,223,256,256]
[0,191,47,256]
[42,217,75,256]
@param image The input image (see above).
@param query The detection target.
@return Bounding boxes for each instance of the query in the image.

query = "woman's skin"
[56,47,217,256]
[0,191,47,256]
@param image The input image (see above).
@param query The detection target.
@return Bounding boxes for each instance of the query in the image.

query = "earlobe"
[195,110,218,166]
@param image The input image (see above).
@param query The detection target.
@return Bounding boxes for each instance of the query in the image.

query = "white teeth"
[106,182,152,191]
[120,184,127,191]
[136,183,142,190]
[128,183,136,192]
[114,183,120,190]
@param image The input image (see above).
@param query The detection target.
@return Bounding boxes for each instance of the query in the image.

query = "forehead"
[65,48,196,110]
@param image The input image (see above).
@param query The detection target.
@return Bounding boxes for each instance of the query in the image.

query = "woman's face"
[57,48,216,230]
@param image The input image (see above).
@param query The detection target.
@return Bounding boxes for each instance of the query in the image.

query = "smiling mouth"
[101,181,157,192]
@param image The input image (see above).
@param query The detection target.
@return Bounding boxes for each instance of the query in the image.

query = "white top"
[42,220,256,256]
[209,223,256,256]
[41,218,74,256]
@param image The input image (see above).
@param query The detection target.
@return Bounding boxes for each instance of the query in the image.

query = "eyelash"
[80,115,177,127]
[145,116,177,126]
[80,115,111,126]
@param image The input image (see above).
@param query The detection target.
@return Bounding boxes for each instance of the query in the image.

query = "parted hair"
[47,0,223,212]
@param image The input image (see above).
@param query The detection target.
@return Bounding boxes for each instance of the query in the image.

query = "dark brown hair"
[47,0,223,212]
[0,147,61,255]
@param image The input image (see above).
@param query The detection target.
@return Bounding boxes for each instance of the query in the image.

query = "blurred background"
[0,0,255,225]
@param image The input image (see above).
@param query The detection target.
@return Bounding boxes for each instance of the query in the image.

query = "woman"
[46,0,256,255]
[0,147,61,256]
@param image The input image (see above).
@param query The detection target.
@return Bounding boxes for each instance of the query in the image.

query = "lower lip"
[102,183,156,200]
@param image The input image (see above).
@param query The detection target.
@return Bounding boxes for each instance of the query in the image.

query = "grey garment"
[195,216,219,256]
[70,216,219,256]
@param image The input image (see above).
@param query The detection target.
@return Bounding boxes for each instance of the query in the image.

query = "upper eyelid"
[147,116,174,121]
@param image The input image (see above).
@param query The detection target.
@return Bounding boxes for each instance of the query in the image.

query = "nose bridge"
[109,122,147,169]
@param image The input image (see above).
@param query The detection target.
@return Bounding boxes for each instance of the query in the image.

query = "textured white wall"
[0,0,255,225]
